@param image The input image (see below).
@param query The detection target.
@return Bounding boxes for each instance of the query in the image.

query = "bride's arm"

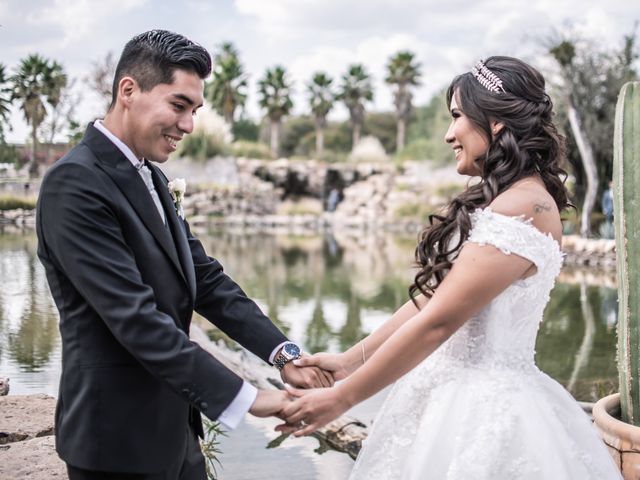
[295,295,428,379]
[281,240,534,435]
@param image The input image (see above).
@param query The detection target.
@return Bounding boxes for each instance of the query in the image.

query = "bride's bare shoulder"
[488,179,562,243]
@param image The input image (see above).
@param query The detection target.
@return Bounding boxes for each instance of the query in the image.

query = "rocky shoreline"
[0,210,617,271]
[0,158,617,269]
[0,394,64,479]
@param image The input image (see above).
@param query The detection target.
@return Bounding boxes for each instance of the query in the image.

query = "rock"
[0,394,56,445]
[0,377,9,396]
[0,435,66,480]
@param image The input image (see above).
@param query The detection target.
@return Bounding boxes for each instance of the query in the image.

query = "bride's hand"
[276,384,351,436]
[292,352,355,381]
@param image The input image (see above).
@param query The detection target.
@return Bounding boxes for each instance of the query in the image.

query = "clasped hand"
[249,351,354,435]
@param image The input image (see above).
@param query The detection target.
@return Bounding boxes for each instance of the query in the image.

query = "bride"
[280,56,622,479]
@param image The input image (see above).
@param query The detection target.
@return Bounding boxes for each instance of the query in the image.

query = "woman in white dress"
[280,56,622,479]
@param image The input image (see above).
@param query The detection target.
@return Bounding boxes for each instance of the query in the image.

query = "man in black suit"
[36,30,331,480]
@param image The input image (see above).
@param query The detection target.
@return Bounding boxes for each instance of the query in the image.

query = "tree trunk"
[28,124,39,178]
[224,107,234,127]
[567,99,598,237]
[352,123,361,150]
[270,120,280,158]
[315,126,325,159]
[396,118,406,153]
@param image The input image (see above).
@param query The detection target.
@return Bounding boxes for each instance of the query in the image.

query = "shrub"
[178,105,233,160]
[0,195,37,210]
[230,140,272,159]
[349,136,388,163]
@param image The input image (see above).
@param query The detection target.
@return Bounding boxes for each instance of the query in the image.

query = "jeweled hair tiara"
[471,60,506,93]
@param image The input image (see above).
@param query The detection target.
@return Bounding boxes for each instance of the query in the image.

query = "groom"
[36,30,331,480]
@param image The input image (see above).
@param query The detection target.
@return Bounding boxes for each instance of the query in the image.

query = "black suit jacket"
[36,124,287,473]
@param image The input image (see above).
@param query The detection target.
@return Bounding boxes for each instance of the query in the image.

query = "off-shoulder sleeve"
[466,208,562,272]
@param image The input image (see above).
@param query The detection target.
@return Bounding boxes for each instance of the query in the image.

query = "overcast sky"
[2,0,639,143]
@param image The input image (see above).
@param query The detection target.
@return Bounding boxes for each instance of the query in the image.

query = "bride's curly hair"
[409,56,571,302]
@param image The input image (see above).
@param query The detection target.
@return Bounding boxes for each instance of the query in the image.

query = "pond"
[0,228,618,479]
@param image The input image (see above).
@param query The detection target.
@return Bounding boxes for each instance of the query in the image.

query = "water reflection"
[0,229,619,401]
[0,233,61,394]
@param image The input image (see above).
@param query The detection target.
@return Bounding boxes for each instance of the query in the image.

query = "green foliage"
[613,81,640,425]
[206,42,248,124]
[232,118,259,141]
[395,138,430,161]
[258,66,294,122]
[362,112,396,153]
[0,142,18,164]
[230,140,272,159]
[280,116,315,157]
[406,89,453,166]
[178,130,230,160]
[339,64,374,141]
[548,30,639,207]
[308,72,335,121]
[200,418,226,480]
[0,195,37,210]
[386,50,422,149]
[0,63,12,141]
[10,54,67,176]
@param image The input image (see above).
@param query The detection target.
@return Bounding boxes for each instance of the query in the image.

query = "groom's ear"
[117,76,138,108]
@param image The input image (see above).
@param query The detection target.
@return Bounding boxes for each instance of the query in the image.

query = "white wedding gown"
[350,208,622,479]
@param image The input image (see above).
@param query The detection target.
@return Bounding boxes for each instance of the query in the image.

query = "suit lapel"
[150,164,197,302]
[84,125,187,286]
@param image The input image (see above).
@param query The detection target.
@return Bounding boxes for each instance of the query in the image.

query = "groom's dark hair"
[109,29,212,110]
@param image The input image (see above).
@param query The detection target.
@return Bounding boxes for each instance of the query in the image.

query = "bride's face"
[444,93,488,177]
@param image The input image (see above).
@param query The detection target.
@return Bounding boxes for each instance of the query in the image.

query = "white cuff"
[217,381,258,430]
[269,341,289,364]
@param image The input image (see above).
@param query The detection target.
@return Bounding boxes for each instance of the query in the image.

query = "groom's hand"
[249,389,289,418]
[281,359,334,389]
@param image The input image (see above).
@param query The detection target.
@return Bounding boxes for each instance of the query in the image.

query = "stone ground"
[0,394,66,479]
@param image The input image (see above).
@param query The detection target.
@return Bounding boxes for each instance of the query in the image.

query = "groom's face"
[127,69,204,163]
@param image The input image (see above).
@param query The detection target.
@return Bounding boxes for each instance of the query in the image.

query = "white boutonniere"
[168,178,186,219]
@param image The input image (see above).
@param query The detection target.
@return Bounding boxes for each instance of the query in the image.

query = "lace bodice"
[436,207,563,372]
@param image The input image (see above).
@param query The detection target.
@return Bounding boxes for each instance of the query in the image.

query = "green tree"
[206,42,248,126]
[258,66,294,158]
[339,64,373,149]
[386,50,422,152]
[307,72,335,158]
[11,54,67,177]
[0,63,12,142]
[548,31,638,236]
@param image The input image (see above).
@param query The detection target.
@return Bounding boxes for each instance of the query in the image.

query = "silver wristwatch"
[273,342,302,370]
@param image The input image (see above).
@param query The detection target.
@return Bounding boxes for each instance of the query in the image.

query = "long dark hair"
[409,56,570,302]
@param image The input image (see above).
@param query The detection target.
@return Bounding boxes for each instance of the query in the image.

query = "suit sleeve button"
[199,402,208,410]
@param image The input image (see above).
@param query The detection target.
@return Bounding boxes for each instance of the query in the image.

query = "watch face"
[283,343,301,357]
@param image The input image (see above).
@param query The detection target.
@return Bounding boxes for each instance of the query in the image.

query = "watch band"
[274,343,301,370]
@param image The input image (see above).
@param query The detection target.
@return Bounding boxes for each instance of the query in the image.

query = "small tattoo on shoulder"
[534,202,551,214]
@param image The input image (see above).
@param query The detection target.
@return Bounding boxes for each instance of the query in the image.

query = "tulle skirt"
[349,357,622,480]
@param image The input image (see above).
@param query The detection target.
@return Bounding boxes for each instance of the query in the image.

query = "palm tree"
[258,66,293,158]
[307,72,335,158]
[339,64,373,149]
[549,40,598,237]
[205,42,248,127]
[386,51,422,152]
[11,54,67,177]
[0,63,13,141]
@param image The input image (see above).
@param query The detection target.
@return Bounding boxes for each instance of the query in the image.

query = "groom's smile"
[124,69,204,164]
